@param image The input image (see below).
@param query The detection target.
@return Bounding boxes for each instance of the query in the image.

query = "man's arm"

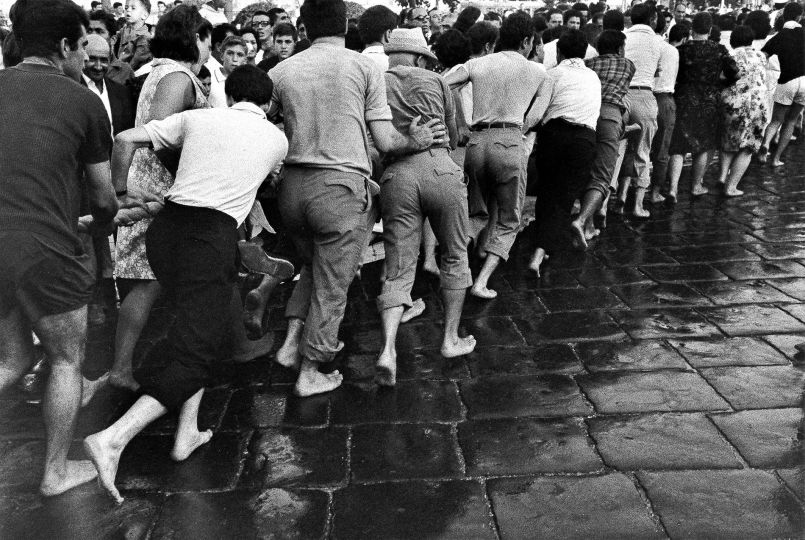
[443,64,471,89]
[368,117,447,155]
[524,75,554,132]
[84,161,120,229]
[111,126,155,193]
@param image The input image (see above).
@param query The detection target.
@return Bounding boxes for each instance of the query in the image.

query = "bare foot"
[109,371,140,392]
[243,288,268,340]
[771,160,785,168]
[81,373,109,408]
[584,224,601,241]
[665,193,677,205]
[275,338,301,371]
[293,369,343,397]
[724,189,744,197]
[569,219,588,250]
[650,191,665,204]
[470,284,497,299]
[632,207,650,219]
[423,257,439,275]
[441,335,476,358]
[83,432,124,504]
[375,350,396,387]
[401,298,426,323]
[528,249,547,277]
[692,185,709,196]
[39,460,98,497]
[170,429,213,462]
[757,147,768,163]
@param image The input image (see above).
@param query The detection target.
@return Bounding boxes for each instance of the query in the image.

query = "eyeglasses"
[252,20,270,27]
[412,15,427,22]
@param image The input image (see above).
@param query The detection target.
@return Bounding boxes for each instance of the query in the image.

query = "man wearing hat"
[374,28,476,387]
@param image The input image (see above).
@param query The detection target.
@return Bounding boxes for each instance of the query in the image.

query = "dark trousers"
[534,119,596,254]
[138,201,238,411]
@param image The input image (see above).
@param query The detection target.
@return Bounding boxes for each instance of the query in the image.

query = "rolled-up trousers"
[650,92,676,191]
[586,103,626,198]
[625,88,658,189]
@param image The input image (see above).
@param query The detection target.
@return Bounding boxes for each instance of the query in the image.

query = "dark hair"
[149,5,211,63]
[532,14,548,32]
[717,14,735,31]
[292,38,310,54]
[602,9,625,30]
[300,0,347,41]
[654,12,667,34]
[668,21,689,42]
[572,2,589,11]
[547,8,563,19]
[113,1,122,7]
[708,24,720,43]
[433,28,470,68]
[783,2,803,22]
[498,11,535,51]
[484,12,502,22]
[267,7,286,25]
[239,26,261,49]
[2,31,21,67]
[541,25,564,43]
[563,9,582,24]
[466,21,498,55]
[357,5,397,44]
[296,17,305,29]
[273,22,297,40]
[345,23,363,51]
[225,64,272,105]
[211,22,236,49]
[557,27,587,58]
[13,0,89,58]
[197,64,210,78]
[454,6,481,33]
[592,12,604,23]
[91,1,101,8]
[691,11,712,35]
[630,3,655,25]
[590,1,606,15]
[596,28,625,54]
[89,9,119,35]
[744,10,770,40]
[730,24,754,47]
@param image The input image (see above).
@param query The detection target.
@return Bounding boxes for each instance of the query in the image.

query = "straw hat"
[384,28,437,60]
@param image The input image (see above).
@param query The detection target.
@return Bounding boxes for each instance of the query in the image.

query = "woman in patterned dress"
[717,26,769,196]
[109,5,212,391]
[667,12,739,200]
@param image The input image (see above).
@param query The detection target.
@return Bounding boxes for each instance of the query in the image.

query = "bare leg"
[724,150,752,196]
[421,219,439,275]
[691,152,710,195]
[771,104,805,166]
[632,187,650,218]
[440,288,476,358]
[571,189,606,250]
[81,373,110,408]
[243,274,282,340]
[34,307,99,497]
[615,176,631,213]
[471,254,501,299]
[667,154,684,201]
[717,150,733,187]
[275,317,303,370]
[110,281,161,391]
[528,247,548,277]
[84,394,167,503]
[170,389,212,461]
[293,358,343,397]
[376,306,404,387]
[0,305,35,394]
[760,103,786,162]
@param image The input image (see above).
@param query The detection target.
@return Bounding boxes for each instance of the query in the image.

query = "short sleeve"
[440,76,455,122]
[79,95,113,164]
[143,112,186,151]
[761,35,777,56]
[364,62,392,123]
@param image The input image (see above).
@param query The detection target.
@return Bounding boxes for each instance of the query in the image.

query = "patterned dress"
[115,59,208,280]
[720,46,769,153]
[669,40,739,155]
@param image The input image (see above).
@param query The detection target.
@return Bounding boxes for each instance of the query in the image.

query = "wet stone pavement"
[1,149,805,539]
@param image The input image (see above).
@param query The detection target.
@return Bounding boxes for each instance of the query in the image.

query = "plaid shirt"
[585,54,636,112]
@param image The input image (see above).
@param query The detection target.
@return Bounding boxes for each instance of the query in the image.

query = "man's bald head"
[84,33,111,83]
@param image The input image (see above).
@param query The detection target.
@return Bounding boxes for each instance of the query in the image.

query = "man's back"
[762,25,805,84]
[385,65,454,150]
[0,64,111,249]
[624,24,663,87]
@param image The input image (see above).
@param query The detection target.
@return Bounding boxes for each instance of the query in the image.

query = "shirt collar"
[783,21,802,29]
[625,24,654,34]
[82,73,106,92]
[231,101,267,119]
[363,45,385,53]
[13,62,65,76]
[559,57,586,68]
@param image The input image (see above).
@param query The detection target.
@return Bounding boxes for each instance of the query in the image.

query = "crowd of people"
[0,0,803,503]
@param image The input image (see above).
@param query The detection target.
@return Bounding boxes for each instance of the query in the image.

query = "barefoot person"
[444,12,549,299]
[375,28,476,386]
[267,0,444,397]
[0,0,118,496]
[84,65,288,503]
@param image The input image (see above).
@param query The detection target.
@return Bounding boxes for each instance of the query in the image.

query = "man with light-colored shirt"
[445,12,549,300]
[620,2,663,218]
[358,5,398,71]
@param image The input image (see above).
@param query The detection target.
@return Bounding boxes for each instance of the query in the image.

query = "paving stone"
[669,337,790,367]
[345,320,443,353]
[639,263,730,283]
[743,242,805,260]
[764,333,805,358]
[609,308,722,339]
[240,427,348,488]
[577,371,730,413]
[220,387,329,430]
[699,366,805,409]
[699,304,805,336]
[465,345,583,378]
[572,266,652,287]
[661,244,761,263]
[392,349,472,381]
[538,287,627,312]
[675,230,760,245]
[638,470,804,539]
[0,487,161,540]
[501,267,581,290]
[459,291,546,319]
[691,279,798,305]
[332,480,495,539]
[752,228,805,242]
[765,277,805,301]
[710,408,803,468]
[330,380,462,424]
[488,474,664,540]
[782,302,805,323]
[351,423,461,481]
[513,312,626,343]
[589,413,741,470]
[713,260,805,280]
[777,469,804,501]
[458,417,602,475]
[574,340,688,372]
[610,282,713,308]
[458,317,527,346]
[151,489,329,539]
[0,440,89,488]
[595,248,677,267]
[460,374,592,419]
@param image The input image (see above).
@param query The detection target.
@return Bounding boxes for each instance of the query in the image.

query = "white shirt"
[445,64,473,125]
[654,40,679,93]
[207,65,228,109]
[206,55,223,72]
[143,102,288,226]
[624,24,664,88]
[362,44,390,71]
[83,74,113,133]
[541,39,597,69]
[199,4,228,25]
[542,58,601,130]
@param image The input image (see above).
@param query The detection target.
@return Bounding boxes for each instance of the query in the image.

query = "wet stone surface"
[2,150,805,537]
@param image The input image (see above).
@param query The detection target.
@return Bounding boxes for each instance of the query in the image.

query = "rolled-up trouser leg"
[627,88,659,190]
[650,93,676,191]
[586,103,625,198]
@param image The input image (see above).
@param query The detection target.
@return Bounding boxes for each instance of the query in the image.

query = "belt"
[630,86,653,91]
[469,122,520,131]
[654,91,674,96]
